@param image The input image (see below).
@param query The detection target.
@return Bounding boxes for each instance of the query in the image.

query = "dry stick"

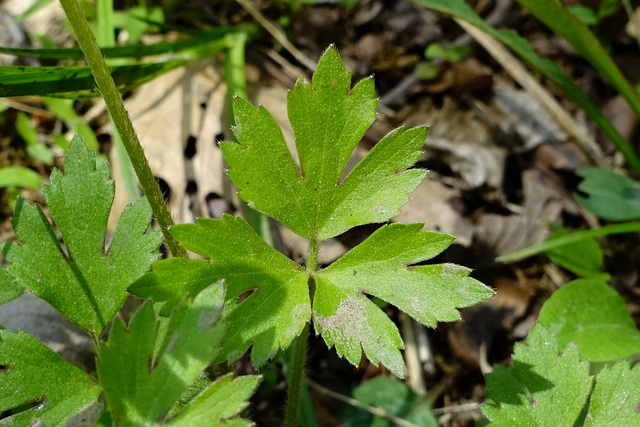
[306,378,421,427]
[455,18,608,170]
[235,0,317,71]
[400,312,426,395]
[59,0,186,258]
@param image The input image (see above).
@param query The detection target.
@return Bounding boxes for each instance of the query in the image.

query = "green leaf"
[482,323,593,425]
[315,223,492,377]
[169,374,261,427]
[0,267,23,305]
[576,167,640,221]
[339,376,438,427]
[15,111,53,165]
[133,47,492,377]
[424,43,471,62]
[567,5,598,26]
[129,215,310,367]
[0,330,101,426]
[538,279,640,362]
[0,136,162,336]
[584,360,640,425]
[220,45,427,240]
[0,166,42,189]
[0,61,188,97]
[545,228,607,278]
[98,282,259,425]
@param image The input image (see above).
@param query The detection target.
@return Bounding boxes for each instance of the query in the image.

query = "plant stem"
[283,239,320,427]
[58,0,186,258]
[284,323,310,427]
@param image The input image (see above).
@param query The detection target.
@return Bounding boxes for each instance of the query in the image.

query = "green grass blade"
[517,0,640,120]
[0,61,188,97]
[0,34,236,60]
[14,0,55,24]
[411,0,640,175]
[497,222,640,262]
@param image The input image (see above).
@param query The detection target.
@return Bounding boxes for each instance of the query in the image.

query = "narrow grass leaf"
[516,0,640,120]
[0,166,42,189]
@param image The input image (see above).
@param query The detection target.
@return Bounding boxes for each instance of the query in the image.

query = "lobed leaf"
[314,223,493,377]
[0,330,101,426]
[221,45,427,240]
[584,360,640,425]
[98,282,259,425]
[0,136,162,336]
[129,215,310,367]
[538,279,640,362]
[134,47,492,376]
[169,374,261,427]
[483,323,593,425]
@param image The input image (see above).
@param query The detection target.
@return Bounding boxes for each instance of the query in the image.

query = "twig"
[1,98,54,117]
[432,402,481,414]
[400,312,426,394]
[235,0,317,71]
[455,18,608,169]
[306,377,421,427]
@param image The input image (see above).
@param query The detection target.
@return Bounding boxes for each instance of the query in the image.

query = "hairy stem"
[284,323,310,427]
[59,0,186,258]
[283,239,320,427]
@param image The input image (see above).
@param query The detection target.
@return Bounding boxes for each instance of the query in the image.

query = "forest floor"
[1,1,640,426]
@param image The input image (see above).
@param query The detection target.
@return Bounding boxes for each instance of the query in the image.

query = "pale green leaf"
[0,166,42,189]
[315,223,493,377]
[482,323,593,426]
[584,360,640,425]
[0,330,101,426]
[170,374,261,427]
[15,112,53,165]
[129,215,310,367]
[575,167,640,221]
[538,279,640,361]
[220,46,427,240]
[98,282,258,425]
[0,136,162,336]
